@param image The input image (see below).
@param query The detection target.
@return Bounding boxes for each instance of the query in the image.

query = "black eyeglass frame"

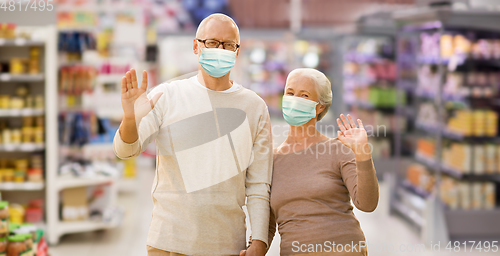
[196,38,240,51]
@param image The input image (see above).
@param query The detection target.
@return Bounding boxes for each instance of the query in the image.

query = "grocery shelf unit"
[0,24,57,230]
[46,29,125,244]
[337,13,402,179]
[391,7,500,244]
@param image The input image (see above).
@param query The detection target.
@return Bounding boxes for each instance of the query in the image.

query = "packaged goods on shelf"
[420,32,500,60]
[0,117,45,146]
[442,143,473,174]
[444,72,499,100]
[416,103,439,129]
[446,109,498,137]
[354,109,406,134]
[0,23,16,39]
[0,156,44,184]
[438,177,496,211]
[58,31,97,63]
[406,164,435,194]
[0,85,44,111]
[416,65,440,97]
[416,138,436,160]
[0,200,48,256]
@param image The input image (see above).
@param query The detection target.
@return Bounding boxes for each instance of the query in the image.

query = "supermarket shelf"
[414,153,439,169]
[401,180,430,199]
[344,53,393,64]
[417,55,450,65]
[414,90,437,100]
[440,164,500,182]
[0,108,45,117]
[346,100,396,112]
[391,200,425,228]
[56,219,119,236]
[415,154,500,182]
[0,38,45,47]
[0,73,44,82]
[441,129,500,142]
[96,74,124,84]
[0,182,44,191]
[0,143,45,152]
[56,175,116,190]
[415,123,440,135]
[445,208,500,237]
[397,79,417,92]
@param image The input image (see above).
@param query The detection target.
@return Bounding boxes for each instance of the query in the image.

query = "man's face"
[193,19,240,58]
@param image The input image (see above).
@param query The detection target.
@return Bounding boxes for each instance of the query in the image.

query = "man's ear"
[235,46,240,58]
[193,39,199,55]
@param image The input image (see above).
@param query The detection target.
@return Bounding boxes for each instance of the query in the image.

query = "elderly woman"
[242,68,379,256]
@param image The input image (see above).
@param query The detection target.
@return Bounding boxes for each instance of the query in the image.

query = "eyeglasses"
[196,39,240,52]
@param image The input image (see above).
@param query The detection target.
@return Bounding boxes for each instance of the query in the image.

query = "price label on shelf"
[0,39,5,45]
[14,38,26,46]
[0,74,10,81]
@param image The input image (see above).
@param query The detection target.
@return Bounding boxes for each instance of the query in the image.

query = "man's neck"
[197,71,233,91]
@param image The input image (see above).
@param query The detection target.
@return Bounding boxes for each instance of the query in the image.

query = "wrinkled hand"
[240,240,266,256]
[121,68,163,125]
[337,114,369,155]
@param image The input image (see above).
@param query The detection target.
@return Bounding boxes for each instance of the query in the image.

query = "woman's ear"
[317,104,326,115]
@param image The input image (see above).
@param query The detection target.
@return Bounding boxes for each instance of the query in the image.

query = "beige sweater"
[113,76,273,255]
[268,138,379,255]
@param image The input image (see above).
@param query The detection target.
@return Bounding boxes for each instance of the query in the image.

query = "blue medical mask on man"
[282,95,320,126]
[198,48,236,78]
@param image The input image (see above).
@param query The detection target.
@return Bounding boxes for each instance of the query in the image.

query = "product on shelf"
[0,200,47,255]
[416,138,436,159]
[0,201,8,235]
[442,142,472,173]
[444,71,499,100]
[0,85,44,110]
[446,109,498,137]
[439,176,496,211]
[0,156,44,184]
[416,103,439,129]
[420,32,500,60]
[4,47,41,75]
[0,115,45,147]
[406,164,435,194]
[0,23,16,39]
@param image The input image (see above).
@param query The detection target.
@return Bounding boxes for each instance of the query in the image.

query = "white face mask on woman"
[281,95,319,126]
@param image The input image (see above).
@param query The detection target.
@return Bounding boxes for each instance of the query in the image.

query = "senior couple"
[113,14,379,256]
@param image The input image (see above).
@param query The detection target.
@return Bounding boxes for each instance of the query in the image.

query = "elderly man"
[113,14,272,256]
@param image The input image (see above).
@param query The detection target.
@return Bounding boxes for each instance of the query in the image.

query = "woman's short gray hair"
[287,68,333,121]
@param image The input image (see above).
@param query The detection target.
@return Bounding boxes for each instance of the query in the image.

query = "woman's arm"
[339,148,379,212]
[336,114,379,212]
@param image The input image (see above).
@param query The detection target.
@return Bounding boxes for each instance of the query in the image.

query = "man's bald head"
[195,14,240,44]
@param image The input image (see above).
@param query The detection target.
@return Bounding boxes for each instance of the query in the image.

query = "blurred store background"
[1,0,500,255]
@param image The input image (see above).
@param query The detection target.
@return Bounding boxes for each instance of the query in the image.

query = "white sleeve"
[113,85,166,159]
[245,107,273,247]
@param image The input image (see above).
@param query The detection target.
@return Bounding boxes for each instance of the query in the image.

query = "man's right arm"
[113,69,164,159]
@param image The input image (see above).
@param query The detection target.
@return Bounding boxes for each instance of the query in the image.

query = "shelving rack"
[336,13,401,179]
[391,6,500,244]
[0,24,57,245]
